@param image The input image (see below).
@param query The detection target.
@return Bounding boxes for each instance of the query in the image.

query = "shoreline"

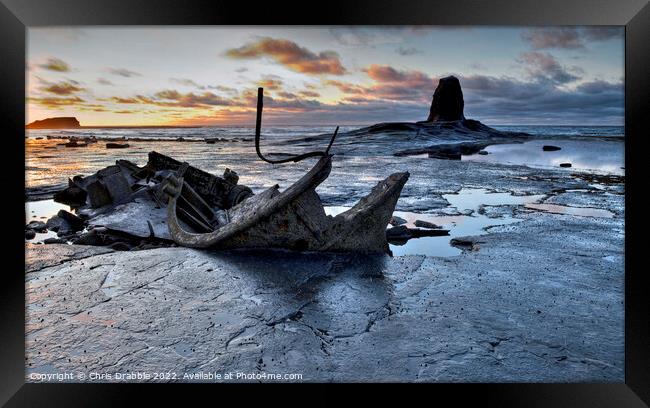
[25,167,625,381]
[24,126,625,382]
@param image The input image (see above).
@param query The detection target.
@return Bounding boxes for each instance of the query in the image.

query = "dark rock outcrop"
[26,117,80,129]
[543,145,562,151]
[106,143,130,149]
[386,225,450,245]
[426,76,465,122]
[26,221,47,232]
[414,220,442,229]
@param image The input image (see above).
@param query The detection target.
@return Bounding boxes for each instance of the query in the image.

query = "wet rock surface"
[26,187,624,382]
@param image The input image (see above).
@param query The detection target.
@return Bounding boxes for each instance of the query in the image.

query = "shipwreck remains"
[44,88,413,254]
[164,88,408,253]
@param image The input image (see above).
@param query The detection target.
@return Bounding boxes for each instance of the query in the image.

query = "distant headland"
[26,117,80,129]
[26,117,200,129]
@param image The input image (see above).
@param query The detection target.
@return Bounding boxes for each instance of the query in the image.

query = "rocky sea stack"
[26,117,80,129]
[426,76,465,122]
[336,75,531,159]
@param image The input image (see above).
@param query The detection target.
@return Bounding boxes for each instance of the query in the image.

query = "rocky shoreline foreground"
[25,155,624,382]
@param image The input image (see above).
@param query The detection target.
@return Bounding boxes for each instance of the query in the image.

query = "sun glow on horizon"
[27,26,624,127]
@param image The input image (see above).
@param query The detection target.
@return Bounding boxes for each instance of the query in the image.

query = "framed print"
[1,0,648,405]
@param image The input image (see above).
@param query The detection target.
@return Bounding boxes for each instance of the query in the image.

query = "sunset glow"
[27,26,624,126]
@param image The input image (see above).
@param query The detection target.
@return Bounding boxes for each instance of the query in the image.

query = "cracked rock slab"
[25,205,623,382]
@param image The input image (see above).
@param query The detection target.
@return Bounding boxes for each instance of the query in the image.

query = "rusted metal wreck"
[53,88,411,254]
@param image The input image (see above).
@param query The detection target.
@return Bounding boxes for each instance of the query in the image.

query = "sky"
[26,26,624,126]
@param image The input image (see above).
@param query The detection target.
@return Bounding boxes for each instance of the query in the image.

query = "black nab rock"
[426,76,465,122]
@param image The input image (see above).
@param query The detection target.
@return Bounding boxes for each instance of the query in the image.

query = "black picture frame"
[2,0,648,405]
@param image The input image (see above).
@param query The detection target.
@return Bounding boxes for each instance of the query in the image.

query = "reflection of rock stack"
[426,76,465,122]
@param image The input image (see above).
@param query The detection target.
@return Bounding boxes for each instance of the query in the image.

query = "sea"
[25,124,625,256]
[25,124,624,189]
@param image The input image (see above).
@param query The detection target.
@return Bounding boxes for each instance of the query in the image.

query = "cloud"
[97,78,114,86]
[518,52,580,84]
[276,91,297,99]
[107,68,142,77]
[28,96,85,108]
[396,47,421,56]
[256,76,283,91]
[521,28,583,50]
[225,37,346,75]
[298,90,321,98]
[326,65,436,104]
[108,95,154,104]
[521,27,624,50]
[326,80,366,95]
[582,26,624,41]
[40,80,85,95]
[170,78,205,89]
[328,27,431,47]
[458,74,623,124]
[361,65,436,101]
[38,58,71,72]
[152,89,236,108]
[164,72,622,126]
[575,79,623,94]
[207,85,238,94]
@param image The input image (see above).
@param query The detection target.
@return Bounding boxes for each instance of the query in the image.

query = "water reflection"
[525,203,614,218]
[463,139,624,175]
[327,188,545,257]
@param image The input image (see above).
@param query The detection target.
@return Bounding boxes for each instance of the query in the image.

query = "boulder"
[26,221,47,232]
[45,215,68,232]
[25,229,36,240]
[450,237,480,251]
[86,180,112,208]
[414,220,442,229]
[71,230,104,246]
[65,141,87,148]
[106,143,129,149]
[102,171,133,204]
[53,180,87,207]
[57,210,85,231]
[386,225,450,244]
[426,76,465,122]
[108,242,132,251]
[543,145,562,151]
[43,237,67,244]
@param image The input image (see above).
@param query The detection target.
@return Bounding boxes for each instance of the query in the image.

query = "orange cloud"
[153,90,236,108]
[107,95,155,104]
[41,80,85,95]
[326,80,366,95]
[257,77,283,91]
[28,96,85,108]
[364,64,434,88]
[327,65,436,103]
[225,37,346,75]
